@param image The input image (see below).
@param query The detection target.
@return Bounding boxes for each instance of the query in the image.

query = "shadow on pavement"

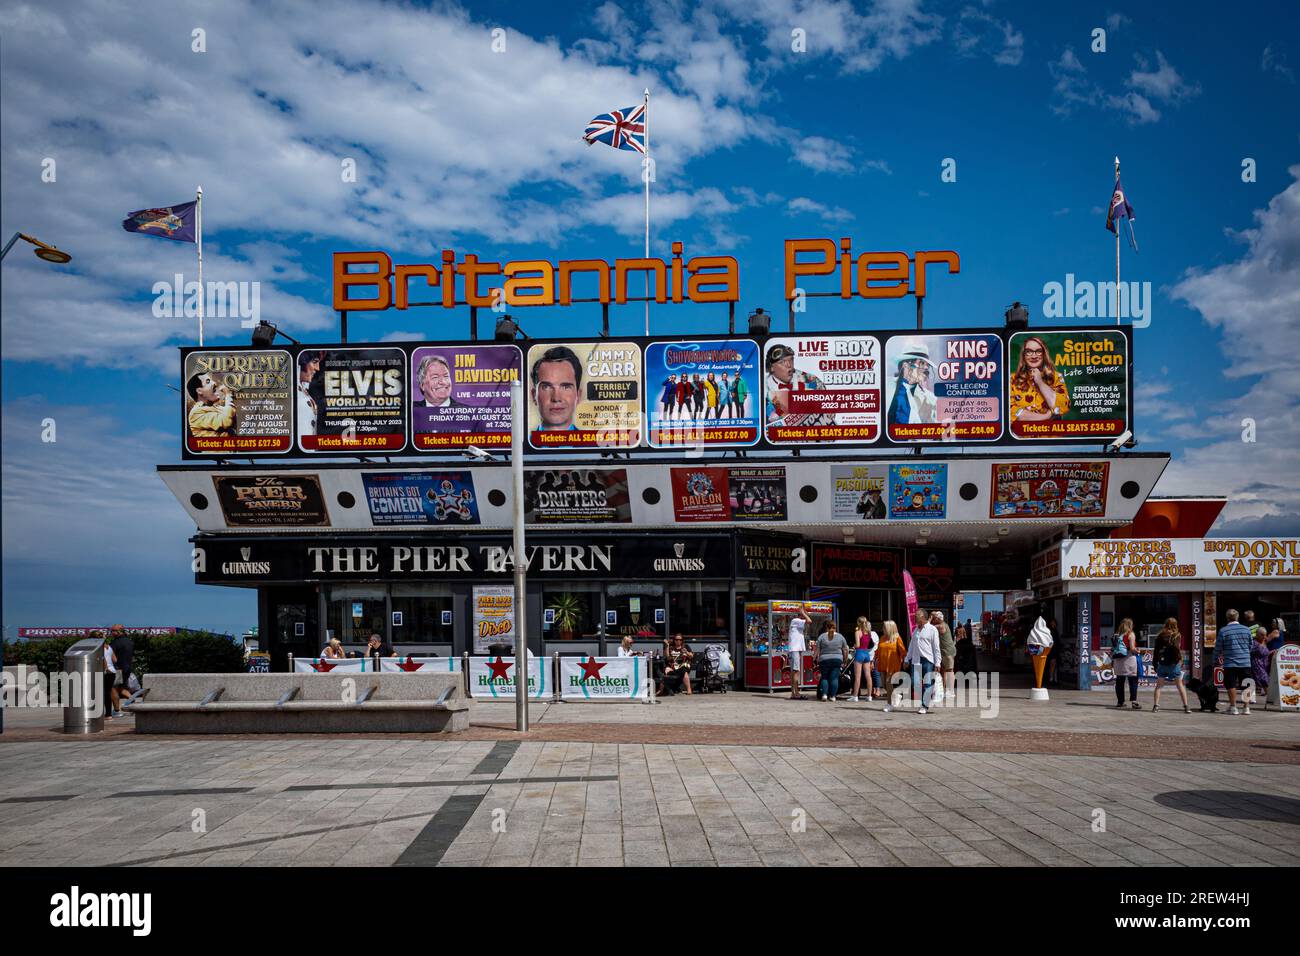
[1153,790,1300,823]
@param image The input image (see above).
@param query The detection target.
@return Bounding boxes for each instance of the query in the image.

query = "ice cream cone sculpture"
[1031,650,1048,688]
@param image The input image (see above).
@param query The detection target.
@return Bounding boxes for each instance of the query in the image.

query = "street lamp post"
[1,232,72,264]
[511,377,529,732]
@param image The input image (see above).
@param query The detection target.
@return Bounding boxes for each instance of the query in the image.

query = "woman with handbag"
[1151,617,1191,713]
[847,616,877,702]
[1111,618,1140,710]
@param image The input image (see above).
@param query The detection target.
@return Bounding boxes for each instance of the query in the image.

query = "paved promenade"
[1,687,1296,867]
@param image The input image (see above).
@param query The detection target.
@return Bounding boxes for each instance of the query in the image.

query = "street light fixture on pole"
[511,376,529,732]
[1,232,72,264]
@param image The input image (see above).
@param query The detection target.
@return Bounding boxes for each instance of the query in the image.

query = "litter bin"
[63,638,106,734]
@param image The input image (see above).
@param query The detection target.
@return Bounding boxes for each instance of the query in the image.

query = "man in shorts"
[1215,608,1254,715]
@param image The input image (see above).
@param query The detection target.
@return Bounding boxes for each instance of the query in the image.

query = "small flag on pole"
[583,103,647,153]
[122,201,197,242]
[1105,177,1138,251]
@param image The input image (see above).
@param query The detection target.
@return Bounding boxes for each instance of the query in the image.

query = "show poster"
[1007,330,1129,440]
[887,463,948,519]
[831,464,888,520]
[882,333,1003,443]
[472,584,516,653]
[991,461,1109,518]
[297,347,407,452]
[410,344,521,451]
[763,335,882,444]
[644,338,760,448]
[183,350,293,454]
[526,341,641,450]
[361,471,479,525]
[670,466,787,522]
[524,468,632,523]
[213,474,330,527]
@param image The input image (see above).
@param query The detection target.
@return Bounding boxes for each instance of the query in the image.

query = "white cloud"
[786,196,854,223]
[1128,51,1200,104]
[951,6,1024,67]
[790,135,855,173]
[1049,46,1197,124]
[1105,12,1129,31]
[1156,167,1300,532]
[1261,44,1296,83]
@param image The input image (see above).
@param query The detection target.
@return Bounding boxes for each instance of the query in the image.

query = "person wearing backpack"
[1151,617,1191,713]
[1111,617,1140,709]
[847,616,878,702]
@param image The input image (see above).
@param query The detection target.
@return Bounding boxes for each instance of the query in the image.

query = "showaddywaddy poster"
[644,338,760,448]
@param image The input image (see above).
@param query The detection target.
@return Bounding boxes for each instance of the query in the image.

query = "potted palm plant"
[549,593,584,641]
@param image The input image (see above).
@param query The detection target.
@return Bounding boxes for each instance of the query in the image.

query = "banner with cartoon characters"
[887,463,947,519]
[991,461,1109,518]
[361,471,479,525]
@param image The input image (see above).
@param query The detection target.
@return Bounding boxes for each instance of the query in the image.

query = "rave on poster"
[361,471,480,525]
[991,461,1109,518]
[887,463,947,519]
[763,335,882,444]
[410,344,521,451]
[831,464,888,520]
[882,333,1003,443]
[297,347,407,452]
[670,466,787,522]
[644,338,760,448]
[526,341,641,450]
[183,350,293,454]
[524,468,632,523]
[1006,330,1129,440]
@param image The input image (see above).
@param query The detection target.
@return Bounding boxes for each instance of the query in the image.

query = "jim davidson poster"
[410,344,521,451]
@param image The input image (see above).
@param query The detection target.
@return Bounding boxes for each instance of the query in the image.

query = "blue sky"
[2,0,1298,636]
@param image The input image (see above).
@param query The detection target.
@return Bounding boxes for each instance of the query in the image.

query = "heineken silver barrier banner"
[559,655,651,701]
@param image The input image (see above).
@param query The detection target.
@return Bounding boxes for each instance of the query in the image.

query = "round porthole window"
[959,483,978,501]
[488,489,507,507]
[189,493,208,510]
[643,487,661,505]
[337,492,356,509]
[1120,481,1141,499]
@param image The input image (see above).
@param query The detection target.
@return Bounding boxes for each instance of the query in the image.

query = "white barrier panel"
[379,657,458,673]
[293,658,371,673]
[559,656,650,701]
[468,655,549,700]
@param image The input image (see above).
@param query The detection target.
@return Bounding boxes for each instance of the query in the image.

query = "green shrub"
[2,630,243,676]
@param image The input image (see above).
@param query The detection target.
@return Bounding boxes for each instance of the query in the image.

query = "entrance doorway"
[263,586,319,671]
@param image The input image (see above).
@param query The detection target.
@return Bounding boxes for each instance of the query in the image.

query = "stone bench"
[131,672,469,734]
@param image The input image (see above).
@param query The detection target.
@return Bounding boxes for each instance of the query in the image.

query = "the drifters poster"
[526,341,641,450]
[883,333,1003,443]
[764,335,882,444]
[213,474,330,526]
[183,350,293,454]
[671,466,787,522]
[831,464,888,520]
[991,461,1109,518]
[524,468,632,523]
[361,471,479,525]
[298,348,407,452]
[644,338,760,448]
[1007,330,1129,440]
[410,344,521,451]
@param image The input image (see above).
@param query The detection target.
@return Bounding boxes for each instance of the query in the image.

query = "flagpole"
[643,88,650,337]
[1113,158,1120,327]
[197,185,204,346]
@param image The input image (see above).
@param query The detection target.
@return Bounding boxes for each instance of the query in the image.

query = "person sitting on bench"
[661,633,694,695]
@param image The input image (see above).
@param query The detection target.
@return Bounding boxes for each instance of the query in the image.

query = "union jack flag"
[583,103,646,153]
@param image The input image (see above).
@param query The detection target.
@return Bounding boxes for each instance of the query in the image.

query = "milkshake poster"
[410,344,521,451]
[644,338,760,448]
[182,350,293,455]
[1007,330,1129,441]
[883,333,1003,443]
[763,335,882,444]
[526,341,641,450]
[297,347,407,452]
[887,463,948,519]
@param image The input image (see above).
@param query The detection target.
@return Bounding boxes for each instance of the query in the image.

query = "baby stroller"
[694,644,730,694]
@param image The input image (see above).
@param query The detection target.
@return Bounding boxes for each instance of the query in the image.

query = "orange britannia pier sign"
[333,239,960,313]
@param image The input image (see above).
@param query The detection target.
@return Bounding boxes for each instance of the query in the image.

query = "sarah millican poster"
[1007,330,1129,440]
[183,350,293,454]
[991,461,1109,518]
[524,468,632,523]
[297,347,407,452]
[410,344,521,451]
[831,464,888,520]
[362,471,480,525]
[764,335,882,444]
[527,342,641,450]
[883,333,1003,443]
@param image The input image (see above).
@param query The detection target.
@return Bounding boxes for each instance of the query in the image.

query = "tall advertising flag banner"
[991,462,1109,518]
[764,335,882,444]
[298,348,407,452]
[183,350,293,454]
[1007,330,1129,440]
[887,463,947,519]
[524,468,632,523]
[883,333,1003,443]
[903,570,918,629]
[361,471,479,525]
[831,465,888,520]
[526,342,641,450]
[410,345,521,451]
[644,338,760,448]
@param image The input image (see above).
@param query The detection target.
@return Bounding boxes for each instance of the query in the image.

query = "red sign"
[18,627,177,639]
